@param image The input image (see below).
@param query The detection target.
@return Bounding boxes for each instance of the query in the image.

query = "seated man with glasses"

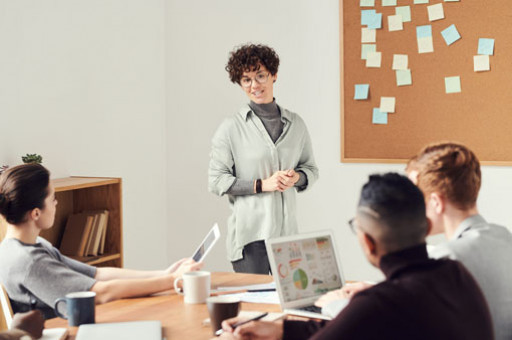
[215,173,493,340]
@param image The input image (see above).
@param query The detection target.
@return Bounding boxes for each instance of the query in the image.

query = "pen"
[215,312,268,336]
[30,296,37,310]
[247,288,276,293]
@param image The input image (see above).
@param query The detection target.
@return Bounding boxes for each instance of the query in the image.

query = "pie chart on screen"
[293,269,308,290]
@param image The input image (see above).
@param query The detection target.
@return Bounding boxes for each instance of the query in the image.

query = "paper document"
[217,282,276,291]
[222,291,280,304]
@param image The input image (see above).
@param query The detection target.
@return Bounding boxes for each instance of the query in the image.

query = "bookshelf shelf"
[0,176,123,268]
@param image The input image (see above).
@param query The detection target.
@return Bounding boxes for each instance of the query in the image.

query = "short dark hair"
[225,44,280,84]
[358,173,428,251]
[0,163,50,224]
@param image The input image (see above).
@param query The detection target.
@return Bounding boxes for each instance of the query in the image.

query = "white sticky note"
[427,3,444,21]
[445,76,461,94]
[380,97,396,113]
[396,69,412,86]
[414,0,429,4]
[360,0,375,7]
[388,15,403,31]
[361,44,377,60]
[395,6,411,22]
[392,54,408,70]
[474,55,490,72]
[362,28,376,43]
[418,36,434,53]
[444,0,459,2]
[382,0,397,6]
[366,52,382,68]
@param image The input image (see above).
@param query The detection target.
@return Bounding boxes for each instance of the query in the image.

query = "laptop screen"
[270,235,343,303]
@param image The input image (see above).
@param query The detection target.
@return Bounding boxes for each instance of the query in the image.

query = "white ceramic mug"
[173,271,211,304]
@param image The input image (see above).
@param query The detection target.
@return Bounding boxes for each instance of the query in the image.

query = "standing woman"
[209,44,319,274]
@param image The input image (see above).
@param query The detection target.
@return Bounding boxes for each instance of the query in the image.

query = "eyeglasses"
[240,72,270,88]
[348,218,358,234]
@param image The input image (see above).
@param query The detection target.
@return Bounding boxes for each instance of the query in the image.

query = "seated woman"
[0,163,202,319]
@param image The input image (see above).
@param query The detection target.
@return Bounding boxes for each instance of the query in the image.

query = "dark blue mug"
[54,291,96,326]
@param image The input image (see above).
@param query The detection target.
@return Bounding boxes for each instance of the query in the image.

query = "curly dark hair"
[225,44,280,84]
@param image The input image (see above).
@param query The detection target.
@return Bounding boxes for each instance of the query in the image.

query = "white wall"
[0,0,168,269]
[165,0,512,281]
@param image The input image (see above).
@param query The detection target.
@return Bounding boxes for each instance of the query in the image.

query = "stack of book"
[59,210,109,257]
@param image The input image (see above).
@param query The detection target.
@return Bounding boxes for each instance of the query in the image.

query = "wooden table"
[45,272,282,339]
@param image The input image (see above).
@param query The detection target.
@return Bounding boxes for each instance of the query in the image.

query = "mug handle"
[54,298,68,319]
[174,277,184,295]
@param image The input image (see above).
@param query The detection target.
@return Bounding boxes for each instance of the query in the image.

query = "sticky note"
[445,76,461,94]
[428,4,444,21]
[362,44,377,60]
[416,25,432,38]
[418,36,434,53]
[382,0,397,6]
[362,10,377,25]
[388,15,403,31]
[360,0,375,7]
[395,6,411,22]
[372,108,388,125]
[366,52,382,68]
[441,24,461,45]
[368,13,383,29]
[362,28,376,43]
[380,97,396,113]
[478,38,495,55]
[396,70,412,86]
[414,0,429,4]
[474,55,490,72]
[444,0,459,2]
[355,84,370,100]
[392,54,408,70]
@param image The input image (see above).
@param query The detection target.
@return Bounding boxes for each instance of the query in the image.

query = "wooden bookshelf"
[0,176,123,268]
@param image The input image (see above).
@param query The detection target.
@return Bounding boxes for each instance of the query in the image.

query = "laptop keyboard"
[297,305,322,314]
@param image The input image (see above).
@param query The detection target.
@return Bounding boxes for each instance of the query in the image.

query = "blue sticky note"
[372,108,388,124]
[445,76,461,94]
[416,25,432,38]
[478,38,494,55]
[362,10,376,25]
[355,84,370,100]
[367,13,382,29]
[441,24,461,45]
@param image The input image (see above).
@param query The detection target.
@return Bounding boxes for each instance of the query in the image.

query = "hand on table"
[216,317,283,340]
[11,310,44,339]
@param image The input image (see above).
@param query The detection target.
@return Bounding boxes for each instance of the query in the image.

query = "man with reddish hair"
[407,142,512,340]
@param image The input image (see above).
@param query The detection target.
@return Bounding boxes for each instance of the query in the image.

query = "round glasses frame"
[240,72,270,88]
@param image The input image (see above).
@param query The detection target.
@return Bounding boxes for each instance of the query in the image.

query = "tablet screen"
[192,223,220,262]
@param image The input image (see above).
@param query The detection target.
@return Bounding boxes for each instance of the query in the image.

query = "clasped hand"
[262,170,299,193]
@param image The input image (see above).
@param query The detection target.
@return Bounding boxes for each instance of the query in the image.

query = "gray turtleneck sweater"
[226,100,307,195]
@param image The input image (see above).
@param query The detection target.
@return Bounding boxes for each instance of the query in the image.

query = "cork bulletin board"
[340,0,512,164]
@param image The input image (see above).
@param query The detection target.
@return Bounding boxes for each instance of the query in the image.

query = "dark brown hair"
[225,44,280,84]
[0,163,50,224]
[407,142,481,210]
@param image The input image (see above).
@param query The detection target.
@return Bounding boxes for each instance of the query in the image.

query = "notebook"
[265,230,345,320]
[75,320,162,340]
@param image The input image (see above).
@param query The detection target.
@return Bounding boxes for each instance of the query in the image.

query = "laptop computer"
[266,230,345,320]
[75,320,162,340]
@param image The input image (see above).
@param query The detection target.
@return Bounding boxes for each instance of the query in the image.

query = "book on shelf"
[60,210,109,257]
[59,214,94,256]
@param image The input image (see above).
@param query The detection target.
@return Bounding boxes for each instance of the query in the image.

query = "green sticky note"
[382,0,397,6]
[361,44,376,60]
[414,0,429,4]
[396,70,412,86]
[395,6,411,22]
[445,76,461,94]
[360,0,375,6]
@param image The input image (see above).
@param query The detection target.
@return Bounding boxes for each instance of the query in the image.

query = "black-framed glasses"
[240,72,270,88]
[348,218,357,234]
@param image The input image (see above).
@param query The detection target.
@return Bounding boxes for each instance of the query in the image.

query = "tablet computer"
[192,223,220,262]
